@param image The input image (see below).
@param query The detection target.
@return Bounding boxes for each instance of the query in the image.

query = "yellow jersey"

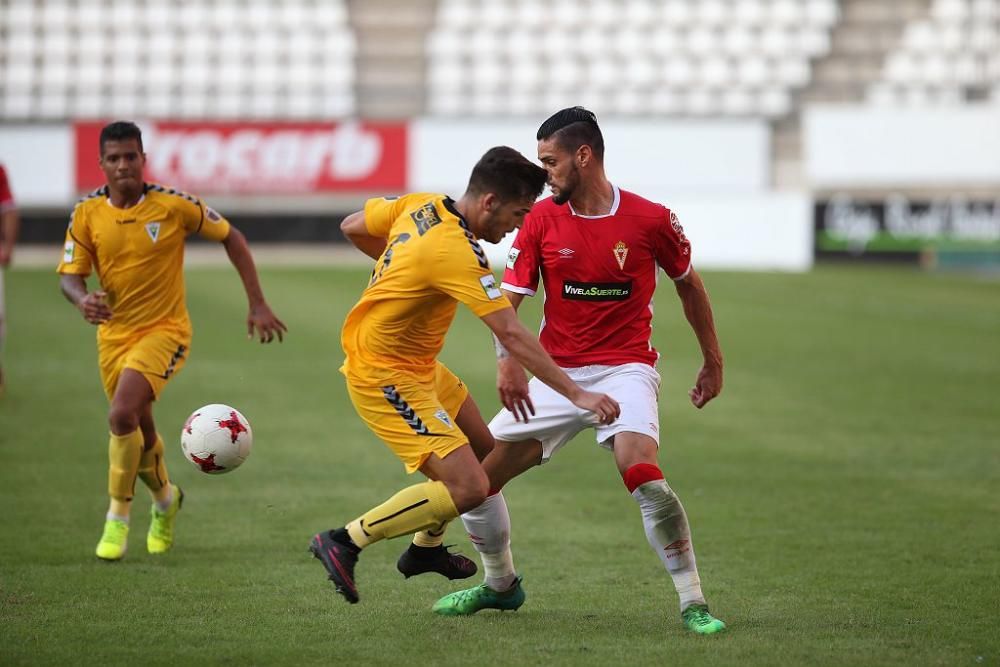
[56,183,231,343]
[341,193,511,385]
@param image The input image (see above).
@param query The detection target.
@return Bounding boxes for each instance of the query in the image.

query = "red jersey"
[502,186,691,368]
[0,165,15,214]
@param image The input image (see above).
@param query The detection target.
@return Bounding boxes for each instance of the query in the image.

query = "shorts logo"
[145,222,161,243]
[480,274,502,300]
[410,202,442,236]
[506,247,520,270]
[382,385,442,436]
[613,241,628,270]
[562,280,632,301]
[433,408,453,429]
[63,241,75,263]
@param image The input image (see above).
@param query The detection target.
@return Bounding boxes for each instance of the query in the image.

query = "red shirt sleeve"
[500,211,542,295]
[0,165,15,213]
[654,207,692,280]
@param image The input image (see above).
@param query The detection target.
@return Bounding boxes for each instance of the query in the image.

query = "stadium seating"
[868,0,1000,105]
[425,0,840,118]
[0,0,356,119]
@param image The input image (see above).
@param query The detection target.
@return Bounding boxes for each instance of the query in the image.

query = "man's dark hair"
[466,146,547,202]
[536,106,604,160]
[99,121,144,156]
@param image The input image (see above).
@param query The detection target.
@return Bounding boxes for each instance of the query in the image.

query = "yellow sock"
[412,521,450,548]
[138,433,171,504]
[107,429,143,517]
[346,481,458,549]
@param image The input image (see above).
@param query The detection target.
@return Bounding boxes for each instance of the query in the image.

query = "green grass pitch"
[1,263,997,665]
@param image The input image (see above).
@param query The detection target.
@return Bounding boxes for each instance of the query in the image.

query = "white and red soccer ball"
[180,404,253,474]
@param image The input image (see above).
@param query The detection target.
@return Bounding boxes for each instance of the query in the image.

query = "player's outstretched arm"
[340,210,388,260]
[492,289,534,421]
[59,273,112,325]
[674,269,723,408]
[220,227,287,343]
[481,307,620,425]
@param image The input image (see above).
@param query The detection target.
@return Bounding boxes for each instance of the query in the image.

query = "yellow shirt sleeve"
[196,202,231,242]
[56,204,94,275]
[363,195,414,238]
[428,227,511,318]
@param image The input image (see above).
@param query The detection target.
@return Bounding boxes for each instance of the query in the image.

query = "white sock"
[106,513,129,524]
[632,479,706,611]
[154,486,173,513]
[461,491,517,591]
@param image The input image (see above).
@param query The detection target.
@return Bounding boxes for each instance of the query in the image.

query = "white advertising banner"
[410,117,771,195]
[0,125,74,206]
[804,105,1000,188]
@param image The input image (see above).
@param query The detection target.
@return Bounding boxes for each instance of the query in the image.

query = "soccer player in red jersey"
[430,108,727,634]
[0,163,20,394]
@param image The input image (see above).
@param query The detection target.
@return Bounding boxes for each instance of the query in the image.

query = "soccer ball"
[180,404,253,474]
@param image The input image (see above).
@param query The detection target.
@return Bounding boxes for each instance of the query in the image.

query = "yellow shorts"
[98,328,191,401]
[346,362,470,474]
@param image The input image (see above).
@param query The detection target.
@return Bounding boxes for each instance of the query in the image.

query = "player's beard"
[550,166,579,205]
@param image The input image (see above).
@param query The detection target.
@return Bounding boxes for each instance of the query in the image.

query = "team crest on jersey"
[433,408,453,429]
[410,202,442,236]
[613,241,628,270]
[145,222,161,243]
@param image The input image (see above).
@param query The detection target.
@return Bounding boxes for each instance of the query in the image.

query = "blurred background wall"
[1,0,997,271]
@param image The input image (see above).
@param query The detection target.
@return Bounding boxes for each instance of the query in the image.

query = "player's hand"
[689,361,723,409]
[247,303,287,343]
[571,390,620,425]
[79,290,112,325]
[497,357,534,422]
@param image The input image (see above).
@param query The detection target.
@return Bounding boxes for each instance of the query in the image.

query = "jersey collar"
[568,184,620,219]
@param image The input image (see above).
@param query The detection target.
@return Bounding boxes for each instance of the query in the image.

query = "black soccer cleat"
[397,544,478,580]
[309,529,361,604]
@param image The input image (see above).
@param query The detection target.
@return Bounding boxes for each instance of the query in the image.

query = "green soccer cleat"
[432,577,525,616]
[147,485,184,554]
[96,518,129,561]
[681,604,726,635]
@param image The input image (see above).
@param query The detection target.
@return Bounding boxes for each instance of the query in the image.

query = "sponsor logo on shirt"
[480,274,503,300]
[206,207,223,222]
[115,218,138,225]
[63,241,75,263]
[562,280,633,301]
[506,247,520,269]
[410,202,442,235]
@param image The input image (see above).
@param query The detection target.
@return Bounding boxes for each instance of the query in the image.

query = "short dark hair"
[466,146,547,202]
[536,106,605,160]
[99,121,144,156]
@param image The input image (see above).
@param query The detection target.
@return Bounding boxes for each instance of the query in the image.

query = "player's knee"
[450,471,490,514]
[107,405,140,434]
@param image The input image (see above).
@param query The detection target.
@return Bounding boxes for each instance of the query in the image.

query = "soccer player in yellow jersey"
[309,146,620,605]
[57,121,286,561]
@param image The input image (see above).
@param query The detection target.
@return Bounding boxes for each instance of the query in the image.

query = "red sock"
[622,463,664,493]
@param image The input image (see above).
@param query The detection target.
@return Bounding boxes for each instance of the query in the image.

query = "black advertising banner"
[815,195,1000,265]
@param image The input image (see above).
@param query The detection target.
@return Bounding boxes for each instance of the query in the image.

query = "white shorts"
[489,363,661,462]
